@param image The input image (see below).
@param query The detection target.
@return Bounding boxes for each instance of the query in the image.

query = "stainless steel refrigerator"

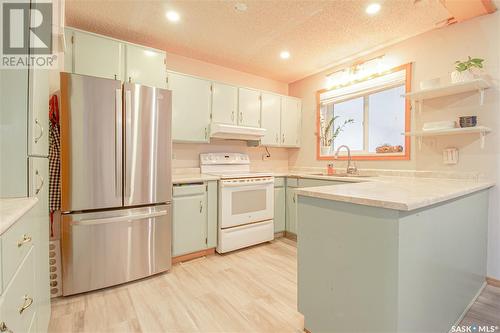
[59,72,172,296]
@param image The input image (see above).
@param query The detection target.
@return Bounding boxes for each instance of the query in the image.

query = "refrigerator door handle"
[124,89,132,198]
[115,88,123,198]
[71,210,168,226]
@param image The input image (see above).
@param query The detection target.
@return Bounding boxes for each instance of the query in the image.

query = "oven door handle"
[221,179,274,187]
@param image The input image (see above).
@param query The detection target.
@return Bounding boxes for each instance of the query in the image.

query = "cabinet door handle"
[114,74,117,80]
[282,133,285,143]
[0,322,13,333]
[19,295,33,314]
[17,234,32,247]
[35,169,44,195]
[293,194,296,203]
[200,201,203,213]
[240,111,243,123]
[204,127,208,139]
[34,118,44,143]
[231,111,235,122]
[275,133,278,143]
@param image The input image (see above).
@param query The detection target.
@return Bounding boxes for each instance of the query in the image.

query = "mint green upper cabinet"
[172,185,208,257]
[28,68,49,157]
[211,82,237,125]
[168,72,211,143]
[238,88,261,128]
[0,69,28,197]
[71,30,124,80]
[261,93,281,146]
[281,97,302,147]
[125,44,166,88]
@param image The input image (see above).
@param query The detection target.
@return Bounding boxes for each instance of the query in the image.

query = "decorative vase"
[451,70,475,83]
[320,146,332,156]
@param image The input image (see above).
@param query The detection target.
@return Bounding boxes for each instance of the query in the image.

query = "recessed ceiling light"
[280,51,290,59]
[234,3,248,12]
[365,3,381,15]
[166,10,180,22]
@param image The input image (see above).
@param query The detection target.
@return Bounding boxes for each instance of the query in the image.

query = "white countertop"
[0,197,38,235]
[295,177,494,211]
[172,173,220,184]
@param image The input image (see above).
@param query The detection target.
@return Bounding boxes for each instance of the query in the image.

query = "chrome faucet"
[334,145,358,175]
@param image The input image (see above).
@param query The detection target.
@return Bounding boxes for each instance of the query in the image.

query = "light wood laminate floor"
[49,238,500,333]
[49,238,303,333]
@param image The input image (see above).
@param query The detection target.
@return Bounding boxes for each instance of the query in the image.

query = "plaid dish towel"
[49,95,61,237]
[49,122,60,212]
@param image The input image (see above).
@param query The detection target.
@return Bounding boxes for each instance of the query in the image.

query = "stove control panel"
[200,153,250,165]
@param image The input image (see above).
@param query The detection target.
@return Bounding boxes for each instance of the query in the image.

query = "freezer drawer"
[61,204,171,295]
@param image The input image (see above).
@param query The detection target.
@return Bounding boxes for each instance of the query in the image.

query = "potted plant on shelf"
[451,56,484,83]
[320,116,354,156]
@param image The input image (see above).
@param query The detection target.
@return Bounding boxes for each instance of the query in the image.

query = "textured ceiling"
[65,0,452,83]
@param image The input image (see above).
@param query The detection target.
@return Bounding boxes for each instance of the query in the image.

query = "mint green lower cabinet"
[172,184,208,257]
[274,187,286,232]
[172,181,217,257]
[285,188,297,234]
[206,181,218,248]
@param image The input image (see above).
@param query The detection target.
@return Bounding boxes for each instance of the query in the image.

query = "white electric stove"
[200,153,274,253]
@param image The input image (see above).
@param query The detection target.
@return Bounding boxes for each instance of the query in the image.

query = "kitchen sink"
[310,173,373,178]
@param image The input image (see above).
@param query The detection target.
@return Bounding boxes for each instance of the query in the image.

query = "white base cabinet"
[172,181,217,257]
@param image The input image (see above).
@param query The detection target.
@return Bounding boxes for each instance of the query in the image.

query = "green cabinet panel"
[274,187,286,233]
[206,181,218,248]
[286,188,298,234]
[172,181,218,257]
[172,186,208,257]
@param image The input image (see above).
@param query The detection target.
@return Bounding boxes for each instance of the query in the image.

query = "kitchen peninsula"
[296,177,494,333]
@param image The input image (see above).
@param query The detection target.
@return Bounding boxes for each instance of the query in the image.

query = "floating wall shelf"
[403,79,491,113]
[404,126,492,150]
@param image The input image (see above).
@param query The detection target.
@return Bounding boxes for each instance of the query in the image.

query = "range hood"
[210,123,267,141]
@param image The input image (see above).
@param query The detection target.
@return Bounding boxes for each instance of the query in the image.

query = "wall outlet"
[443,148,459,165]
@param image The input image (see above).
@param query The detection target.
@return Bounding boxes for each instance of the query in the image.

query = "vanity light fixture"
[365,3,381,15]
[280,51,290,59]
[166,10,181,23]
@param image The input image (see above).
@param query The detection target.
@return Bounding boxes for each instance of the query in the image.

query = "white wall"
[289,13,500,279]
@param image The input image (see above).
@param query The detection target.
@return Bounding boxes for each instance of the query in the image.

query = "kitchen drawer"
[274,177,285,188]
[1,213,36,287]
[286,177,299,188]
[173,183,206,197]
[0,249,36,333]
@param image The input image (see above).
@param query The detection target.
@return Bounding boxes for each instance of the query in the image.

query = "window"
[317,64,411,160]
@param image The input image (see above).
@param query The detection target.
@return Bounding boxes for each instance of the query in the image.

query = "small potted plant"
[451,56,484,83]
[320,116,354,156]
